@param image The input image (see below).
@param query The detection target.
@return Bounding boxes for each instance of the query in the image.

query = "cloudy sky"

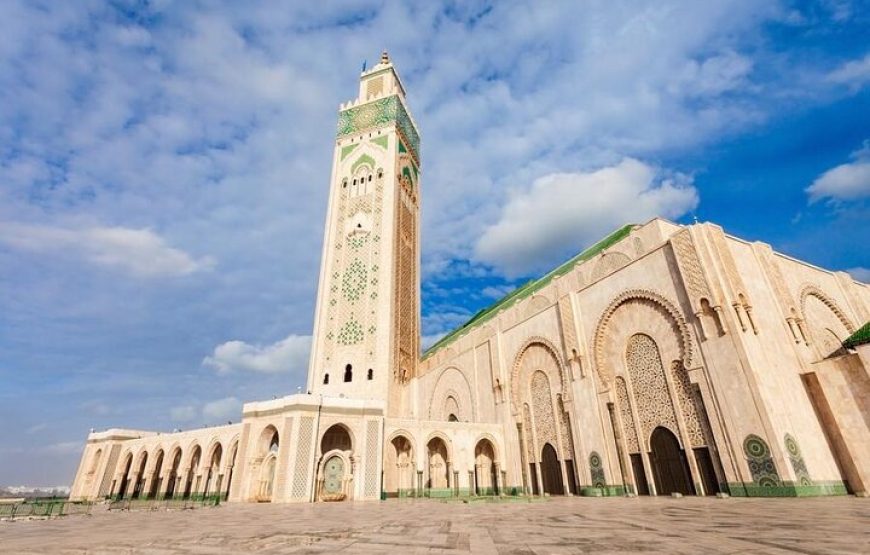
[1,1,868,486]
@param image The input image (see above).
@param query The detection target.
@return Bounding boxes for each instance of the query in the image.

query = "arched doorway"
[318,424,353,501]
[165,449,181,498]
[224,441,239,500]
[183,446,201,499]
[474,439,498,495]
[131,452,147,499]
[116,454,133,498]
[322,455,345,497]
[258,454,277,501]
[148,450,164,499]
[203,444,222,496]
[649,427,693,495]
[385,435,414,497]
[321,424,352,453]
[255,427,279,502]
[427,437,450,490]
[540,443,564,495]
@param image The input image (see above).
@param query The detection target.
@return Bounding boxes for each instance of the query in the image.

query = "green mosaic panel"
[337,317,363,345]
[341,259,367,302]
[371,135,388,149]
[340,143,359,161]
[401,166,414,187]
[348,235,368,250]
[784,434,811,486]
[589,452,605,487]
[743,434,780,487]
[337,95,419,161]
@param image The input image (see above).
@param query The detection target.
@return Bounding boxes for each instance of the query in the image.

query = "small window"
[448,414,458,422]
[367,368,373,380]
[323,373,329,385]
[344,364,353,382]
[368,175,372,182]
[341,178,347,189]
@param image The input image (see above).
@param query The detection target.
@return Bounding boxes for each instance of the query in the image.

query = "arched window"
[344,364,353,382]
[323,373,329,385]
[367,368,373,380]
[448,414,458,422]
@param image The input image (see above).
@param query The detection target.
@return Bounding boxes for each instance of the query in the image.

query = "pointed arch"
[799,284,855,334]
[510,337,569,415]
[594,289,695,389]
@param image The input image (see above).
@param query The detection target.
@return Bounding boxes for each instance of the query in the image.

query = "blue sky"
[0,1,868,486]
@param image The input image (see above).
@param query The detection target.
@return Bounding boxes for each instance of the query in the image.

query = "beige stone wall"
[419,218,869,496]
[71,425,241,501]
[71,219,868,502]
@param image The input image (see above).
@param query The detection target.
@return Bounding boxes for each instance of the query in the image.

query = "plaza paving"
[0,496,868,554]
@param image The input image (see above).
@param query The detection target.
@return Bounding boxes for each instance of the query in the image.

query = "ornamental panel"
[291,417,314,499]
[531,371,557,453]
[625,334,679,445]
[615,377,640,453]
[743,434,780,487]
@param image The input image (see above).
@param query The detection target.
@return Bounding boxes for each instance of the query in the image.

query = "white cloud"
[170,397,242,423]
[202,396,241,421]
[203,333,311,374]
[26,423,48,434]
[475,158,699,276]
[0,223,215,277]
[170,405,197,422]
[806,142,870,203]
[846,267,870,283]
[827,53,870,89]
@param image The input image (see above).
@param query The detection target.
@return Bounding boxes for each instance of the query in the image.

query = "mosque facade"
[70,53,870,503]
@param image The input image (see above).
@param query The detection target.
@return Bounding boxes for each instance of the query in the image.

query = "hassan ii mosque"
[70,52,870,503]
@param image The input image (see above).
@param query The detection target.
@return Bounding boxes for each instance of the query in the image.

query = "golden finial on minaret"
[381,50,390,64]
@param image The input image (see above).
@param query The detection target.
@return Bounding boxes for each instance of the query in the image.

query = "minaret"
[307,52,421,416]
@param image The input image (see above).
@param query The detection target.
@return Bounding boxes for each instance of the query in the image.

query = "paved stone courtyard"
[1,496,867,554]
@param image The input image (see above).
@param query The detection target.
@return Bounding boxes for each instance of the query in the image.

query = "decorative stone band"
[337,95,420,163]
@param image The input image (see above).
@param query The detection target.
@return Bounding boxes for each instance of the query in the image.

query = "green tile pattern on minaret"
[338,96,420,161]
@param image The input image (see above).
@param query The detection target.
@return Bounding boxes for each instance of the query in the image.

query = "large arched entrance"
[540,443,564,495]
[474,439,498,495]
[649,427,693,495]
[318,424,353,501]
[427,437,450,490]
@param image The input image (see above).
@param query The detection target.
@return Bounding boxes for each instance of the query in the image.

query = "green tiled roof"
[423,224,638,359]
[843,321,870,349]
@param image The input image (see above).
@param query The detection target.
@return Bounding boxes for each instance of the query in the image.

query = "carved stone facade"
[71,54,870,504]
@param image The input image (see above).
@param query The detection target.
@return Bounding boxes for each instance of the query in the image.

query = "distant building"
[71,52,870,503]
